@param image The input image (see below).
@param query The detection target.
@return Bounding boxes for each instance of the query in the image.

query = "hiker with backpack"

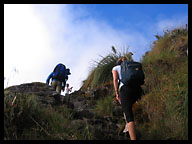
[46,63,71,94]
[112,56,144,140]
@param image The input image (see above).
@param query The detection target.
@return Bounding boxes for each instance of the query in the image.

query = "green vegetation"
[4,25,188,140]
[82,46,133,89]
[138,26,188,140]
[94,95,114,117]
[82,25,188,140]
[4,92,93,140]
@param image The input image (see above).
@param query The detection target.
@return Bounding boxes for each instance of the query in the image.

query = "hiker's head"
[116,57,127,65]
[121,56,127,62]
[66,83,69,87]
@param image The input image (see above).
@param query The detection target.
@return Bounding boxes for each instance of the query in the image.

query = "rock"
[73,109,94,119]
[112,106,123,117]
[4,82,62,106]
[4,82,130,140]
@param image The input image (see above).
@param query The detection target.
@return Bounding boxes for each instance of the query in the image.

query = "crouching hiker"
[46,63,71,94]
[112,57,144,140]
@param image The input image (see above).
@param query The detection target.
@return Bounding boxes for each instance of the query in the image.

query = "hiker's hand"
[116,91,121,104]
[116,96,121,104]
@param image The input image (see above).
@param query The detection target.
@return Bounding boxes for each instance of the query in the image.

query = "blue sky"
[4,4,188,93]
[74,4,187,29]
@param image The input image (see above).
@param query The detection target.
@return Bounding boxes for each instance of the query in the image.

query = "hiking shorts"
[120,85,142,122]
[51,80,62,94]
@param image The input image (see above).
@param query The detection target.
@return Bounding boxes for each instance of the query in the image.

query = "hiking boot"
[123,124,128,133]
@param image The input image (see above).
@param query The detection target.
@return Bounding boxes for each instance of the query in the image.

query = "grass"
[138,26,188,140]
[94,95,114,118]
[82,46,133,89]
[140,57,188,139]
[4,92,93,140]
[142,26,188,66]
[83,26,188,140]
[4,26,188,140]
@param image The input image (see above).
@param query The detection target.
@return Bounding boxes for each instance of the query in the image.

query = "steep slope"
[138,26,188,140]
[80,25,188,140]
[4,82,130,140]
[4,26,188,140]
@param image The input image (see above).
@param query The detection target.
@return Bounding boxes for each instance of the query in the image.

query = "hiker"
[65,83,73,107]
[65,83,73,96]
[46,63,71,94]
[112,57,144,140]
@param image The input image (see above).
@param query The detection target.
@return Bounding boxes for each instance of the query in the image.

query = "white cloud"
[155,15,188,34]
[4,4,53,87]
[3,4,154,91]
[29,4,140,91]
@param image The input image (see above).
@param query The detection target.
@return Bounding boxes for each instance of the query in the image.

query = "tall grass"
[4,91,93,140]
[138,26,188,140]
[142,26,188,66]
[82,46,133,89]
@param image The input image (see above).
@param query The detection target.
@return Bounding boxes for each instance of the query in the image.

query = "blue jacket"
[46,72,68,89]
[46,72,55,84]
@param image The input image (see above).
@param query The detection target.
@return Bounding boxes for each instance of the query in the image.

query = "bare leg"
[123,113,136,140]
[123,113,128,133]
[127,121,136,140]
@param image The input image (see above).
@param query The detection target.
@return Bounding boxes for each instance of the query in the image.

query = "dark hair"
[116,57,127,66]
[116,59,122,66]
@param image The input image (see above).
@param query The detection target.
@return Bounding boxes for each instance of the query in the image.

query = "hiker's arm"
[46,72,53,85]
[112,70,121,104]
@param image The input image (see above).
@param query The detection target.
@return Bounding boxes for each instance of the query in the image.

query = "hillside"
[139,26,188,140]
[4,82,130,140]
[81,26,188,140]
[4,26,188,140]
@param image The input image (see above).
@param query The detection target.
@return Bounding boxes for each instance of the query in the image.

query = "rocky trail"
[4,82,134,140]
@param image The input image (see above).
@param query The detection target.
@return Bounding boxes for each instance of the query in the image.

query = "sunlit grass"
[139,26,188,140]
[82,46,133,89]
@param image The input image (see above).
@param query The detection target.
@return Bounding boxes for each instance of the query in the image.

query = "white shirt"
[65,87,71,95]
[112,65,124,89]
